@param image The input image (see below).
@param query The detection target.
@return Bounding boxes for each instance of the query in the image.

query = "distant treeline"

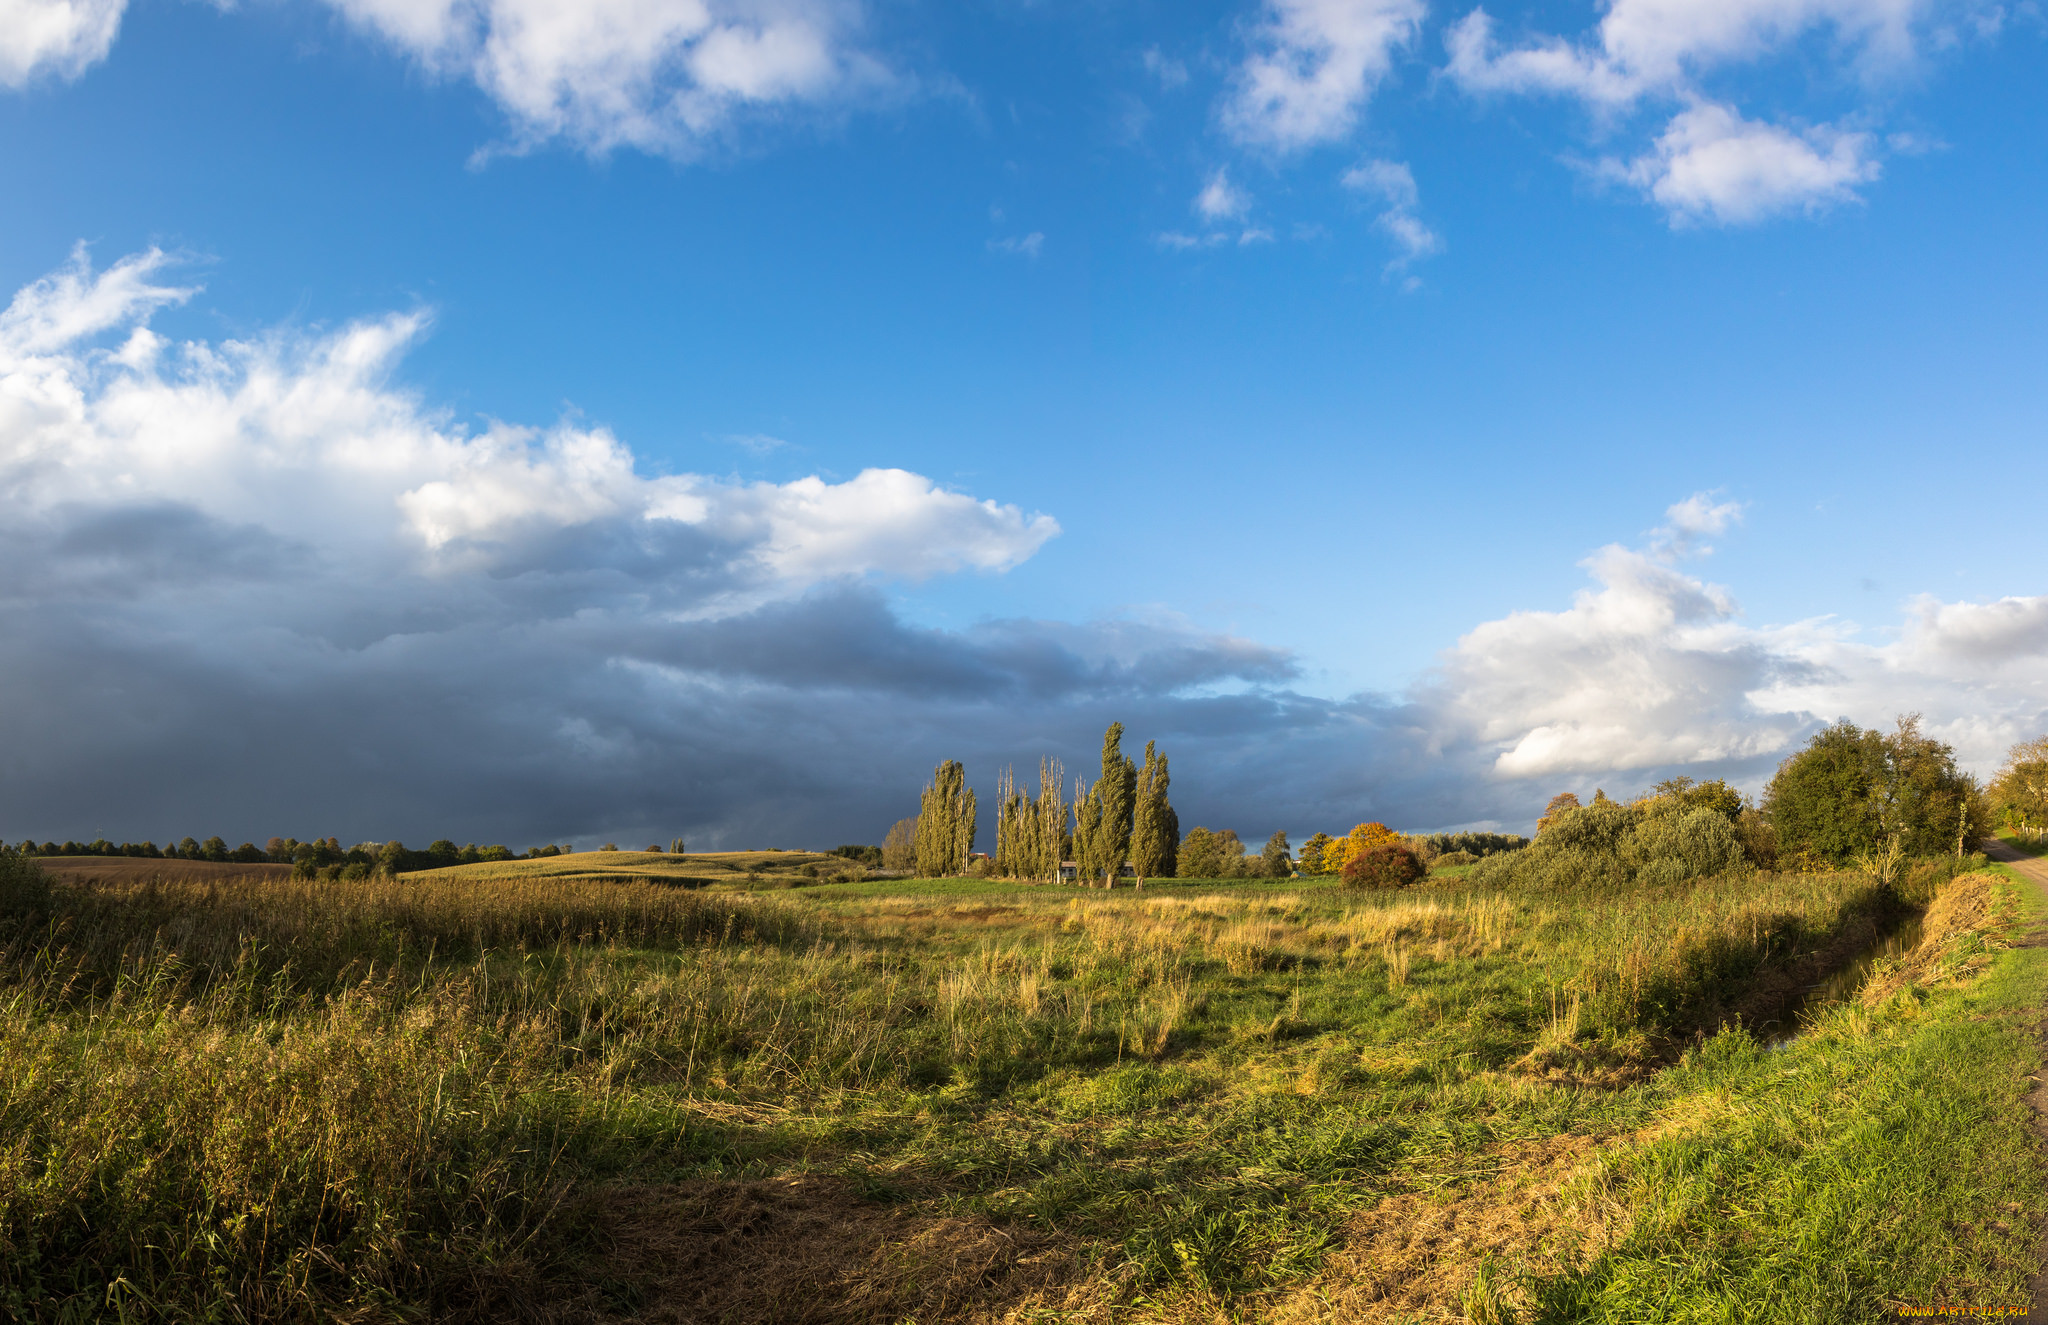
[1421,831,1529,858]
[14,836,691,877]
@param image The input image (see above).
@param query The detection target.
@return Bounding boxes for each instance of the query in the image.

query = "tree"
[1536,794,1581,835]
[1298,832,1334,874]
[1765,716,1991,863]
[915,761,977,877]
[200,836,229,862]
[1091,723,1137,886]
[669,837,688,855]
[1260,831,1292,878]
[1177,826,1221,879]
[1072,776,1105,884]
[1991,736,2048,839]
[1131,741,1178,882]
[882,817,917,872]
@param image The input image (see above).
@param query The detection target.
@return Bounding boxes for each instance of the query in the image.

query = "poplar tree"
[1035,757,1068,880]
[915,760,976,877]
[1072,776,1103,886]
[1095,723,1136,886]
[995,767,1022,877]
[1131,740,1178,882]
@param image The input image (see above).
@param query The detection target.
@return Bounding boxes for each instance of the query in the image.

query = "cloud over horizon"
[4,250,2046,850]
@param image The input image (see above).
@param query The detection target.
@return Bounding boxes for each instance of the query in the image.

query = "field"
[404,848,856,888]
[0,851,2042,1322]
[31,856,294,885]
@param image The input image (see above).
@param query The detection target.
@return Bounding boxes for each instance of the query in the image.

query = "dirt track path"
[1987,837,2048,892]
[1982,839,2048,1325]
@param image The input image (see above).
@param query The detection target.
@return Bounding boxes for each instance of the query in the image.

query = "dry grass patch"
[561,1176,1077,1325]
[1264,1133,1623,1325]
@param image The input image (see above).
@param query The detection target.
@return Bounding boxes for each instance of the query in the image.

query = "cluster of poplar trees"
[914,722,1177,885]
[913,760,980,877]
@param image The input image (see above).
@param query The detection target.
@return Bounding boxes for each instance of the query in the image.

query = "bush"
[1433,850,1477,868]
[1626,807,1748,886]
[1342,842,1427,889]
[1470,797,1751,893]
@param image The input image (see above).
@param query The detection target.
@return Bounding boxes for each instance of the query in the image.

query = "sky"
[3,0,2047,851]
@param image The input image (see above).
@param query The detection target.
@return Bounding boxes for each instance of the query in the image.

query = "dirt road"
[1987,837,2048,891]
[1982,839,2048,1325]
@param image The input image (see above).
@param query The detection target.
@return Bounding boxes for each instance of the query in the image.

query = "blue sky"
[3,0,2046,849]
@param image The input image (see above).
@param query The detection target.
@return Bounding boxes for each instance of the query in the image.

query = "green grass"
[1524,868,2048,1322]
[0,850,2033,1322]
[1996,828,2048,858]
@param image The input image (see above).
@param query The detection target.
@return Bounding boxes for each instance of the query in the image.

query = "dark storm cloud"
[11,248,2047,854]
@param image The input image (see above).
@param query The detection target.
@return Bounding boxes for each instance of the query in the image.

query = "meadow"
[0,846,2041,1322]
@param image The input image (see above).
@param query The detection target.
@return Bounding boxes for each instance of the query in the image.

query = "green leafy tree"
[1072,776,1104,884]
[1991,736,2048,838]
[1091,723,1137,886]
[1765,716,1990,864]
[1298,832,1334,874]
[1177,826,1221,879]
[1131,741,1178,881]
[1260,831,1292,878]
[915,761,976,877]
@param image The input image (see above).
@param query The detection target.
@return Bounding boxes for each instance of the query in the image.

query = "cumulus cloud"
[1222,0,1426,151]
[1616,102,1879,225]
[1340,157,1442,270]
[320,0,895,157]
[1415,492,2048,802]
[1445,0,1940,222]
[0,0,124,86]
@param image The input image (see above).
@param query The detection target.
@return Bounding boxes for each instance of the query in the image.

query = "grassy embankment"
[0,849,2042,1321]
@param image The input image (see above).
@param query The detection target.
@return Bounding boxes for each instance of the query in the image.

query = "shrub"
[1626,806,1748,885]
[1470,798,1748,893]
[1433,850,1477,868]
[1342,842,1427,889]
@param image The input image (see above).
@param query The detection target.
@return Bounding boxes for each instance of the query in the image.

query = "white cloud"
[1618,101,1879,224]
[1195,167,1252,221]
[1424,498,2048,789]
[987,232,1045,258]
[1447,0,1935,106]
[1445,0,1939,224]
[1655,489,1743,554]
[1341,158,1442,269]
[0,246,1056,603]
[0,0,124,86]
[320,0,895,157]
[1222,0,1426,151]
